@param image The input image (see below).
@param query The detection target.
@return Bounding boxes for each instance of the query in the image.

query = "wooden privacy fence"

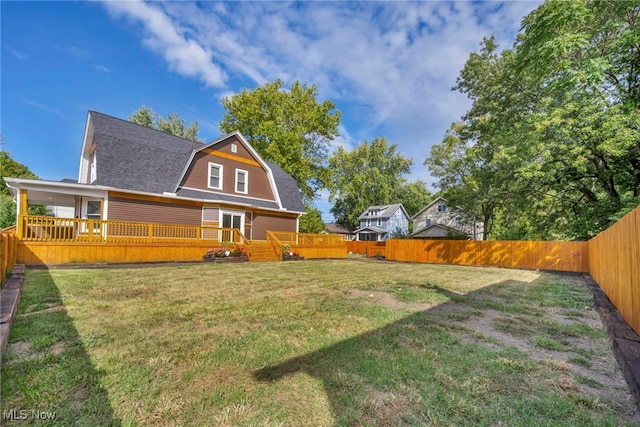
[385,240,587,272]
[0,229,18,288]
[346,241,386,257]
[347,239,586,272]
[588,207,640,336]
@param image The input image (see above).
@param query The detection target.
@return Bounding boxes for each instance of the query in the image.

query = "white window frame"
[90,152,97,183]
[235,169,248,194]
[376,218,382,226]
[208,162,223,190]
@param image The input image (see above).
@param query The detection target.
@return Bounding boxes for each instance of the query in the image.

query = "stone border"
[583,273,640,410]
[0,264,25,365]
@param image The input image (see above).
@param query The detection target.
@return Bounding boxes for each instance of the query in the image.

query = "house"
[353,204,410,241]
[324,223,355,241]
[411,197,484,240]
[4,111,305,241]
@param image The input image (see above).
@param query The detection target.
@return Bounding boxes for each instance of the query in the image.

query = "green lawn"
[2,258,638,426]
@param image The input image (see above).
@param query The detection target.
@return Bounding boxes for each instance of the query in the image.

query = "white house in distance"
[354,204,410,241]
[411,197,484,240]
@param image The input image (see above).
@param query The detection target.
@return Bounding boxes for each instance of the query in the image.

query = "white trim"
[219,209,245,231]
[3,177,305,216]
[172,131,285,210]
[179,186,283,206]
[90,151,97,183]
[207,162,223,190]
[235,168,248,194]
[78,111,94,183]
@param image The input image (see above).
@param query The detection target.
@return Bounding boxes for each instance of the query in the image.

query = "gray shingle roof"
[92,111,200,194]
[357,204,407,220]
[266,161,305,212]
[90,111,304,212]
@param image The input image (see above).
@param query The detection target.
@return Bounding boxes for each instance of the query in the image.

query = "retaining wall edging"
[584,274,640,410]
[0,264,25,365]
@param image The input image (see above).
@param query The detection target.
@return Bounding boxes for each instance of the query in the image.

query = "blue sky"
[1,1,540,220]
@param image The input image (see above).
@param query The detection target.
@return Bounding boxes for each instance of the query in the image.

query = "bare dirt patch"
[348,289,433,311]
[347,282,639,419]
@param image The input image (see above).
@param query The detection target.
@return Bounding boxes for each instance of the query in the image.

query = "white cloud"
[21,99,65,118]
[101,0,542,211]
[93,65,111,73]
[7,47,27,61]
[101,0,226,87]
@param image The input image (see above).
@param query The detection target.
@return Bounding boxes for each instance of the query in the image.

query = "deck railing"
[18,215,249,245]
[268,231,345,246]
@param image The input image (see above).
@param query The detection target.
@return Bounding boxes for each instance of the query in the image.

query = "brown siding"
[180,136,276,201]
[252,212,297,240]
[108,196,202,225]
[202,207,219,222]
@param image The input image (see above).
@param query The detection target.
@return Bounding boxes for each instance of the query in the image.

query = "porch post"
[16,189,28,239]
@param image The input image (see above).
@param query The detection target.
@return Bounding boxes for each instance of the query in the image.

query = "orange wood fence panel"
[366,239,587,273]
[588,207,640,336]
[346,241,386,257]
[0,231,18,287]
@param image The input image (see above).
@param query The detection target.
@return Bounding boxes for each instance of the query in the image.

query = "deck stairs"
[248,240,281,262]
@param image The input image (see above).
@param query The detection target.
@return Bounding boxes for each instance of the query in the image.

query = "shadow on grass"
[253,276,626,426]
[0,269,119,426]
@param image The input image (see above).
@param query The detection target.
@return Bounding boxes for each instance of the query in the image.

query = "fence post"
[1,234,6,287]
[148,223,154,243]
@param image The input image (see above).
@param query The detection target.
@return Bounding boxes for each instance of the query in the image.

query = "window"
[231,143,237,153]
[376,218,382,226]
[86,201,101,220]
[90,152,97,183]
[455,216,463,227]
[235,169,248,194]
[208,163,223,189]
[425,219,432,227]
[437,204,447,212]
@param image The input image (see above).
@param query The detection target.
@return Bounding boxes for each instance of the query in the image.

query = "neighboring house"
[411,197,484,240]
[324,223,355,241]
[4,111,305,240]
[354,204,410,241]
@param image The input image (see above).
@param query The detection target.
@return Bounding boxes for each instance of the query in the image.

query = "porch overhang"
[4,178,108,208]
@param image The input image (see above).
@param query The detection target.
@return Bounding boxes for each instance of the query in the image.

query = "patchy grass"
[1,261,637,426]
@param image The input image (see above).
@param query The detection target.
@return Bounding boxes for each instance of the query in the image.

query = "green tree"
[298,204,325,234]
[427,0,640,240]
[1,151,38,196]
[395,180,432,219]
[129,105,202,142]
[328,137,419,229]
[0,150,48,228]
[219,79,341,202]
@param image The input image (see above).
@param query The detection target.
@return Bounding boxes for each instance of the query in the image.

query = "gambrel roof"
[83,111,304,213]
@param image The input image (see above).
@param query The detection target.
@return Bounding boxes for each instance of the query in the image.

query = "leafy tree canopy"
[328,137,429,229]
[219,79,341,202]
[0,150,48,228]
[298,204,325,234]
[426,0,640,240]
[129,105,202,142]
[1,151,38,196]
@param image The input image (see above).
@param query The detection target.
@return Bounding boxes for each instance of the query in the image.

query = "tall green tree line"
[426,0,640,240]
